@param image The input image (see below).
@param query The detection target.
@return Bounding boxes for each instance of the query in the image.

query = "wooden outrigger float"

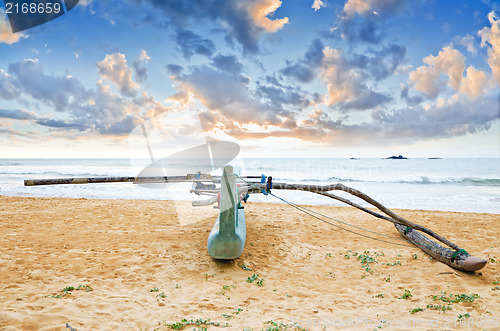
[24,166,487,271]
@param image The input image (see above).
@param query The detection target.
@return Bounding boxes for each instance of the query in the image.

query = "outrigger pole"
[243,181,487,272]
[24,174,213,186]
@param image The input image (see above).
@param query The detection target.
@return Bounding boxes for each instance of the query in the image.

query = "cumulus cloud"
[281,39,400,109]
[400,84,424,106]
[0,9,26,44]
[371,93,498,140]
[97,53,140,97]
[139,50,151,62]
[312,0,326,11]
[166,59,312,137]
[348,43,407,81]
[320,47,390,109]
[136,0,288,54]
[479,11,500,84]
[343,0,407,18]
[409,44,466,98]
[457,34,476,55]
[459,66,488,99]
[281,39,324,83]
[232,92,499,145]
[212,54,244,73]
[0,69,20,100]
[8,59,87,111]
[175,29,215,58]
[132,50,150,83]
[333,0,410,45]
[248,0,289,32]
[256,83,311,109]
[0,59,174,136]
[132,62,148,83]
[409,43,491,100]
[170,64,285,125]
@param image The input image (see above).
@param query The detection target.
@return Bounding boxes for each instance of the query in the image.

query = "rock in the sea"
[386,155,407,159]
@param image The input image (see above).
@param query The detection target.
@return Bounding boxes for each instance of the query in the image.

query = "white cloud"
[457,34,476,55]
[79,0,94,6]
[459,66,488,99]
[343,0,405,17]
[312,0,326,11]
[320,47,389,109]
[97,53,139,97]
[409,43,492,100]
[138,50,151,62]
[409,44,466,97]
[248,0,289,32]
[479,11,500,84]
[0,9,26,44]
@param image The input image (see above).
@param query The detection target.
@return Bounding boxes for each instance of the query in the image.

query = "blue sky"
[0,0,499,158]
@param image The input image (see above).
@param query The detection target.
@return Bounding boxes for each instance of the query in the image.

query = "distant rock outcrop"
[386,155,407,159]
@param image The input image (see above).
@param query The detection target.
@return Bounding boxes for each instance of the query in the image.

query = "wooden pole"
[247,181,487,272]
[24,174,213,186]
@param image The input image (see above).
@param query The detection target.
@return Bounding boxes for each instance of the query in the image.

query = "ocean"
[1,158,499,214]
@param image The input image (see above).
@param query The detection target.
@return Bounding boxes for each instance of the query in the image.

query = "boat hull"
[207,165,246,259]
[207,209,246,259]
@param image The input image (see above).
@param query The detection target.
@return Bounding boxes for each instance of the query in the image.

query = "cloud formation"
[8,59,87,111]
[175,29,215,58]
[97,53,140,97]
[321,47,390,109]
[457,34,477,55]
[0,58,174,136]
[0,10,26,44]
[312,0,326,11]
[371,94,498,140]
[409,43,490,100]
[343,0,407,18]
[281,39,324,83]
[0,108,38,120]
[248,0,289,32]
[168,63,288,127]
[409,44,465,98]
[0,69,20,99]
[137,0,288,53]
[479,11,500,84]
[458,66,488,99]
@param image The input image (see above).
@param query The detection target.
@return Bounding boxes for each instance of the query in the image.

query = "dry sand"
[0,195,499,330]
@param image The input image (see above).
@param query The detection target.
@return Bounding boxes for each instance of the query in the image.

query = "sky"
[0,0,499,159]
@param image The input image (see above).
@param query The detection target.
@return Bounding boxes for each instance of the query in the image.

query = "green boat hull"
[207,166,246,259]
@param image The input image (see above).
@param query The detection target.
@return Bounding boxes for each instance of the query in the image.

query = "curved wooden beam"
[248,182,487,272]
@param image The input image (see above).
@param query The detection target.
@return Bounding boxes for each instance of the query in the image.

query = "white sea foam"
[1,158,499,213]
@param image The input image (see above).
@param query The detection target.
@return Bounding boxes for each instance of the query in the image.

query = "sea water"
[0,158,499,214]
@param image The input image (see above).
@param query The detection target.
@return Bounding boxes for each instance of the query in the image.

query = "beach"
[0,196,499,330]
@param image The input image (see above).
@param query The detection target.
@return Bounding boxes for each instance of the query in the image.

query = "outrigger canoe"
[24,165,487,272]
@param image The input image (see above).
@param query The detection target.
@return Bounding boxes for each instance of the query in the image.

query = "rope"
[451,249,468,263]
[236,175,418,248]
[235,175,469,257]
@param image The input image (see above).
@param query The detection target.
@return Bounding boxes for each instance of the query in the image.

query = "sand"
[0,195,499,330]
